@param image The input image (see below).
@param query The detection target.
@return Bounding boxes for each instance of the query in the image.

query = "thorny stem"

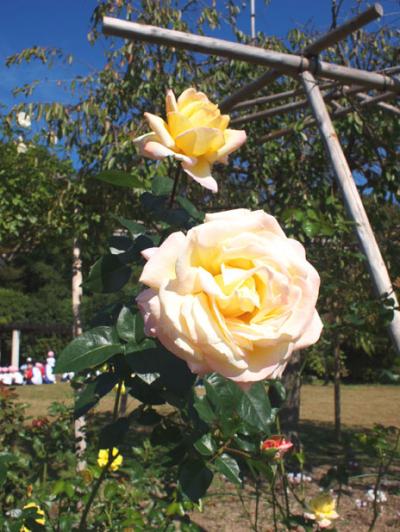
[77,379,123,531]
[368,429,400,532]
[254,476,261,532]
[236,486,258,532]
[169,165,181,208]
[271,477,279,532]
[78,462,109,532]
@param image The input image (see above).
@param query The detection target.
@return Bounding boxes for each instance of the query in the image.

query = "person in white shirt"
[31,363,43,385]
[45,352,56,384]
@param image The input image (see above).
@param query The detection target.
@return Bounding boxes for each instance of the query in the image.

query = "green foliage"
[1,0,400,528]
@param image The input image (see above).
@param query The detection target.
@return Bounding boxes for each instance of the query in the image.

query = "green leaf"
[237,382,274,432]
[95,170,143,188]
[85,254,132,293]
[176,196,204,221]
[193,395,216,424]
[214,453,241,485]
[194,433,217,456]
[179,459,213,502]
[204,373,242,411]
[152,176,174,196]
[55,326,123,373]
[268,380,286,408]
[74,372,119,418]
[0,453,15,486]
[113,215,147,238]
[127,344,196,396]
[127,375,165,405]
[99,417,130,448]
[116,306,145,343]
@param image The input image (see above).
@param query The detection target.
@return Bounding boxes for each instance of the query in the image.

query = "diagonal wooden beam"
[301,69,400,355]
[260,90,398,141]
[102,12,399,97]
[220,3,384,111]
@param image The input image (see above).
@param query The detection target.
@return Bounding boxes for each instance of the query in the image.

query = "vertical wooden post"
[11,329,21,368]
[72,238,86,471]
[333,339,342,442]
[300,70,400,356]
[281,350,302,441]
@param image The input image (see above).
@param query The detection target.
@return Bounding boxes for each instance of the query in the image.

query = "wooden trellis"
[102,4,400,355]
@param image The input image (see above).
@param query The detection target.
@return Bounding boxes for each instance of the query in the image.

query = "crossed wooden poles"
[102,4,400,355]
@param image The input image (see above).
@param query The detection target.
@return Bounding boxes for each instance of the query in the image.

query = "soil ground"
[14,383,400,531]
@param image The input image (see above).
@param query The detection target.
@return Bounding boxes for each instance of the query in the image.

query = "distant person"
[24,362,34,384]
[10,366,23,385]
[20,357,33,373]
[36,361,45,379]
[31,363,43,385]
[29,363,42,385]
[61,372,74,382]
[44,352,56,384]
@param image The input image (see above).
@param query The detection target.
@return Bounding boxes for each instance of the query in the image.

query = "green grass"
[14,382,400,428]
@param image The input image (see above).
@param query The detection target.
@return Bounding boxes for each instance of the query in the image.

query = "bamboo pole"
[356,93,400,116]
[230,81,398,126]
[102,16,399,95]
[72,238,87,471]
[260,89,398,141]
[301,3,383,56]
[231,66,400,113]
[231,82,335,111]
[220,4,384,110]
[300,70,400,355]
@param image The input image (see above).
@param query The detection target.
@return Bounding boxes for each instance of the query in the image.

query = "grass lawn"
[14,382,400,428]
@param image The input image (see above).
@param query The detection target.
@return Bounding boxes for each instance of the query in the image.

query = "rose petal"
[134,133,176,160]
[165,89,178,113]
[175,127,224,157]
[294,310,323,350]
[208,129,247,163]
[167,111,193,138]
[181,157,218,192]
[139,232,186,289]
[144,112,175,148]
[177,88,209,110]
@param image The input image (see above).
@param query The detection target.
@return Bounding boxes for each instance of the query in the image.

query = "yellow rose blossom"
[97,447,123,471]
[137,209,322,388]
[20,502,45,531]
[133,88,247,192]
[304,493,339,529]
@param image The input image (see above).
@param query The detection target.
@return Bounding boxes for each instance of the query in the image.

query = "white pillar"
[11,329,21,368]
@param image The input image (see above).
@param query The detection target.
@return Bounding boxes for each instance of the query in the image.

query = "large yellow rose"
[133,88,246,193]
[137,209,322,387]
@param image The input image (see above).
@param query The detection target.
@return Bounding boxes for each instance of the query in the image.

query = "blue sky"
[1,0,398,110]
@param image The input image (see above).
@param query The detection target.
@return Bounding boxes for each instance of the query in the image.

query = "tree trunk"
[72,238,87,471]
[280,350,302,443]
[334,339,342,442]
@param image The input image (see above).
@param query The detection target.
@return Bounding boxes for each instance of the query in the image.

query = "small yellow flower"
[304,493,339,529]
[20,502,46,531]
[133,88,246,193]
[97,447,123,471]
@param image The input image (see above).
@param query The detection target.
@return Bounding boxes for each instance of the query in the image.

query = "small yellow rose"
[97,447,123,471]
[133,88,246,192]
[304,493,339,529]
